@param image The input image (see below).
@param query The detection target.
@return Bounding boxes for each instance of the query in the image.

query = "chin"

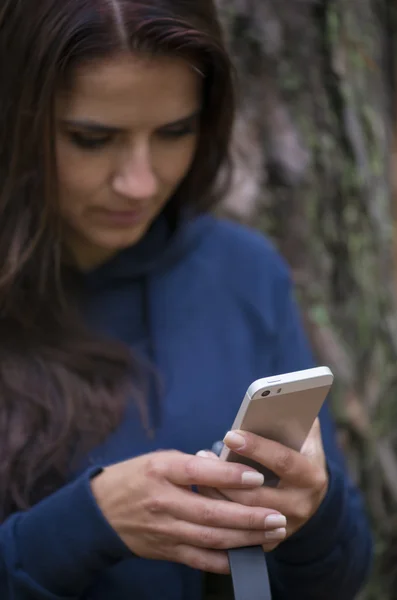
[94,223,150,251]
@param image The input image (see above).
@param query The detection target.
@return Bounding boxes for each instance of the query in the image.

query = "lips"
[93,206,148,226]
[99,205,145,215]
[104,209,142,217]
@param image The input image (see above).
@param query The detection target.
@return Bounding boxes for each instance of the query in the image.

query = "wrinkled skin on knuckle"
[242,432,257,453]
[199,502,218,526]
[197,526,222,549]
[225,462,243,479]
[246,508,261,529]
[140,476,175,523]
[145,493,167,515]
[274,448,295,478]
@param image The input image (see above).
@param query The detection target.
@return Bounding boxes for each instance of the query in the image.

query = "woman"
[0,1,371,599]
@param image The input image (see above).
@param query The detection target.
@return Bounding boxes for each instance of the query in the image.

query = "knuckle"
[312,468,328,492]
[274,449,294,476]
[146,454,167,479]
[198,527,221,549]
[190,553,213,572]
[294,500,312,522]
[175,545,200,570]
[243,433,257,453]
[302,439,317,458]
[247,509,260,529]
[200,503,217,526]
[174,545,186,563]
[146,495,166,515]
[146,450,182,479]
[184,458,201,483]
[224,463,236,478]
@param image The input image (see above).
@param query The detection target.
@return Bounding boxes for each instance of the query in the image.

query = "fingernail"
[211,441,224,456]
[265,514,287,529]
[265,527,286,541]
[241,471,264,486]
[224,431,246,449]
[196,450,211,458]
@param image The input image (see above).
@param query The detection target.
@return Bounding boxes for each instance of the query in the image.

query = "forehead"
[56,53,202,126]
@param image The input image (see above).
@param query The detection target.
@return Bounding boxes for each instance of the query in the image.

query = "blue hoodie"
[0,215,372,599]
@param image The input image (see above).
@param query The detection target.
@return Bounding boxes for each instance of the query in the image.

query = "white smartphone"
[220,366,334,486]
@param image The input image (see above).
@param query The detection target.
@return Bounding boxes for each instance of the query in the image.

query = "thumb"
[301,418,326,467]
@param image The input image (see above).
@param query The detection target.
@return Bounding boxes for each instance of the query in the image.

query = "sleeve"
[266,266,373,600]
[0,467,131,599]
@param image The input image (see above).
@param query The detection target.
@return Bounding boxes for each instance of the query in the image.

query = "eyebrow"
[61,109,201,134]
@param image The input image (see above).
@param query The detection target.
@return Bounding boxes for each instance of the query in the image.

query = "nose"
[112,145,158,201]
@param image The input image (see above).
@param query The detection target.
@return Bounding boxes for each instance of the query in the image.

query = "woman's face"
[55,53,202,269]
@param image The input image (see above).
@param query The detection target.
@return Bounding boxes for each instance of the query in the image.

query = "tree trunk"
[217,1,397,598]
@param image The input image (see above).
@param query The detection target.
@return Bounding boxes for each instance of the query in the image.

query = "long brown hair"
[0,0,235,520]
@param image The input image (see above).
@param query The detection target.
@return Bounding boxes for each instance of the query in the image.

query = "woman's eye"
[69,132,112,150]
[158,124,197,139]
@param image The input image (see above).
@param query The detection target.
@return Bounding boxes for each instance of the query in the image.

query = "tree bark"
[217,1,397,598]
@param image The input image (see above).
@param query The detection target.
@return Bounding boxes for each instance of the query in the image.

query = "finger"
[196,487,291,534]
[173,520,287,550]
[220,484,313,526]
[196,450,219,460]
[262,540,283,553]
[301,419,326,467]
[207,486,286,518]
[211,441,225,456]
[175,545,230,574]
[212,482,293,510]
[211,486,264,508]
[161,452,265,488]
[168,488,286,530]
[197,486,227,501]
[223,431,318,487]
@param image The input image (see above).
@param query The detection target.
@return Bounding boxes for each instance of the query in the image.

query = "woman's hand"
[90,450,288,573]
[198,419,328,552]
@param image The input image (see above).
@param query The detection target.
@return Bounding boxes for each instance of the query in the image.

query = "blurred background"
[215,1,397,598]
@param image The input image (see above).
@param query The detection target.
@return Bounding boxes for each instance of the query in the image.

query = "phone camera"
[261,390,271,397]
